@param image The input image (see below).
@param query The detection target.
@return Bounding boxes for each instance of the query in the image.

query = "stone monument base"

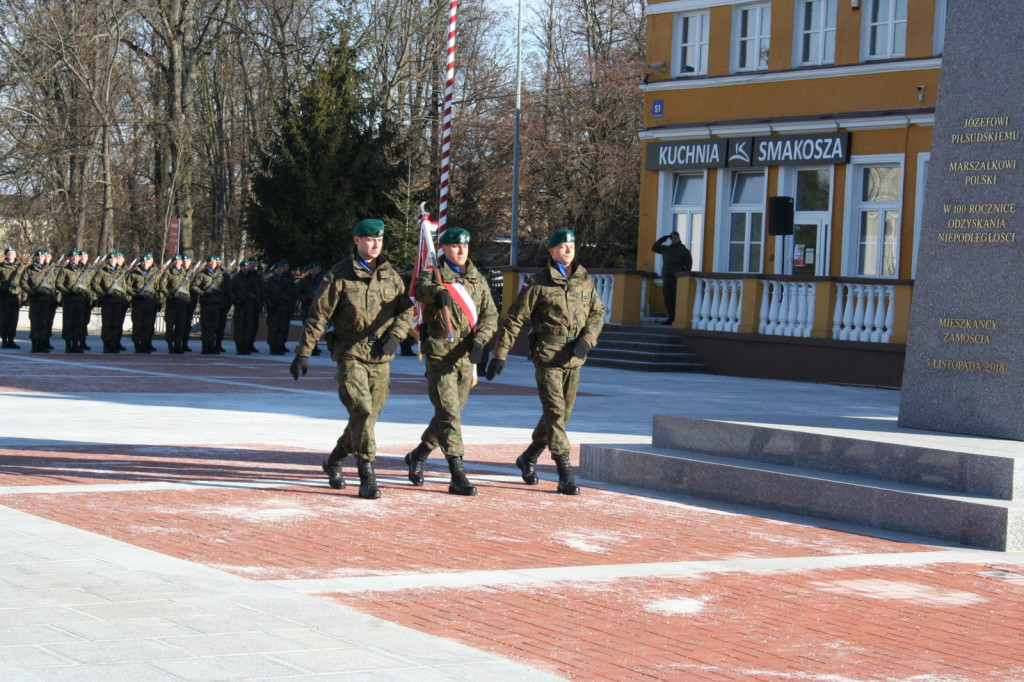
[581,416,1024,551]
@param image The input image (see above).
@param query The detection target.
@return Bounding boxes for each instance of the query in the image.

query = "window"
[797,0,836,66]
[675,11,710,76]
[727,171,766,273]
[669,173,705,272]
[865,0,907,60]
[736,4,771,72]
[855,165,901,277]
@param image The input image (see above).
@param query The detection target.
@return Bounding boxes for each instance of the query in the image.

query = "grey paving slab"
[54,617,200,641]
[150,653,309,681]
[43,637,190,665]
[0,605,97,626]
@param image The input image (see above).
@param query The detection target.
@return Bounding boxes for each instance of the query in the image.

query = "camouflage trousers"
[334,357,391,462]
[530,364,581,458]
[0,293,19,340]
[420,354,474,459]
[28,296,56,342]
[61,295,90,341]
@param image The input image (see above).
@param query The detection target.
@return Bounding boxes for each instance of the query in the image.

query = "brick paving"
[2,347,1024,680]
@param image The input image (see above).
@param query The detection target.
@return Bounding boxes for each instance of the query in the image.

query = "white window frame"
[674,11,710,76]
[776,165,834,275]
[716,168,767,273]
[659,170,707,274]
[912,152,929,278]
[793,0,836,67]
[733,3,771,73]
[933,0,947,55]
[862,0,908,61]
[842,154,905,278]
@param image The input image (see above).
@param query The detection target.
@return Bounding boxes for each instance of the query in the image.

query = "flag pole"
[438,0,459,235]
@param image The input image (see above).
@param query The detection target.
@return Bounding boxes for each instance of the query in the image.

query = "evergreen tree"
[245,26,402,268]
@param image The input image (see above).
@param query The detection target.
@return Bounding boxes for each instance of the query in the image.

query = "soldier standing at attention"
[214,256,231,353]
[0,246,24,348]
[485,229,606,495]
[91,252,131,353]
[181,254,196,352]
[231,259,263,355]
[160,255,190,354]
[19,249,57,353]
[191,255,227,355]
[56,251,89,353]
[289,219,414,499]
[651,231,692,325]
[265,260,294,355]
[128,253,160,353]
[294,262,323,356]
[405,227,498,496]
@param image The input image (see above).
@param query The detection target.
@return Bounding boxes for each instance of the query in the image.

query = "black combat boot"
[553,455,580,495]
[72,340,84,353]
[321,449,346,490]
[65,340,74,353]
[515,442,545,485]
[404,443,431,486]
[446,456,478,496]
[356,458,381,499]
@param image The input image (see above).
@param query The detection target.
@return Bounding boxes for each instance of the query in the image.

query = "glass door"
[791,219,828,276]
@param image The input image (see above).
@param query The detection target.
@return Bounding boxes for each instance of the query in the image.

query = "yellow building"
[637,0,947,386]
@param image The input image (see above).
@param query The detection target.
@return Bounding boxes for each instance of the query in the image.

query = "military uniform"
[265,262,294,355]
[19,251,59,353]
[56,252,93,352]
[406,228,498,495]
[230,261,263,355]
[291,219,414,499]
[190,257,229,354]
[160,257,191,353]
[91,255,131,353]
[294,263,323,356]
[127,255,161,353]
[489,229,606,494]
[652,235,693,324]
[0,248,24,348]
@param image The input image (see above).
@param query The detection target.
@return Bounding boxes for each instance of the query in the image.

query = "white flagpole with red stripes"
[437,0,459,237]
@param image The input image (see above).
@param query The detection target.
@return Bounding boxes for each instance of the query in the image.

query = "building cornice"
[648,0,750,13]
[642,58,941,92]
[639,111,935,140]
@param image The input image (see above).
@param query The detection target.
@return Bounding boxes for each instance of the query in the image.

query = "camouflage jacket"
[0,260,24,299]
[19,262,58,301]
[56,263,93,301]
[296,251,414,363]
[264,274,295,313]
[492,259,606,369]
[160,267,191,303]
[127,266,163,303]
[231,271,264,308]
[190,267,229,305]
[414,258,498,362]
[91,265,131,302]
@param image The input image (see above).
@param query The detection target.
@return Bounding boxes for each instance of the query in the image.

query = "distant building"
[637,0,947,386]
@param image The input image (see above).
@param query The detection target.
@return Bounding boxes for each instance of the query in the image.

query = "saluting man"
[486,229,606,495]
[405,227,498,496]
[290,219,414,499]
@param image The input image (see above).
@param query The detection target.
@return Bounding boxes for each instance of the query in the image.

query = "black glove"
[377,334,401,357]
[658,235,670,243]
[468,340,486,364]
[572,338,592,360]
[485,358,505,381]
[434,290,450,308]
[290,355,309,380]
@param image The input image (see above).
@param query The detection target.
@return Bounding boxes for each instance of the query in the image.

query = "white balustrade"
[758,280,816,337]
[832,282,895,342]
[690,278,743,332]
[590,273,614,323]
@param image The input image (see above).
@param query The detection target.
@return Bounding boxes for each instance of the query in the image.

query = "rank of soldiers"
[2,221,606,500]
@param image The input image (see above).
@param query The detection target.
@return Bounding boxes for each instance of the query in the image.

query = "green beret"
[181,253,192,260]
[107,252,118,259]
[34,249,46,256]
[305,261,321,270]
[239,258,251,266]
[172,254,184,260]
[439,228,470,245]
[353,218,385,237]
[547,229,576,248]
[206,255,219,262]
[3,246,15,253]
[141,252,153,260]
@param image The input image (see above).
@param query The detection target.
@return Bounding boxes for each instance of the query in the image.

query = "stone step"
[585,357,709,373]
[650,416,1021,500]
[596,337,691,352]
[592,326,708,373]
[580,442,1024,551]
[588,347,703,364]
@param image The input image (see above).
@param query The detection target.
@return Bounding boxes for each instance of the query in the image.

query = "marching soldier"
[190,255,228,354]
[485,229,606,495]
[91,252,131,353]
[289,219,414,499]
[56,250,91,353]
[160,254,191,354]
[230,259,263,355]
[405,227,498,496]
[265,260,294,355]
[19,249,58,353]
[128,253,160,353]
[0,246,23,348]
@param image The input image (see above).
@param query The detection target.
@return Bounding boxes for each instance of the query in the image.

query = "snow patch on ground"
[645,597,705,616]
[812,579,987,607]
